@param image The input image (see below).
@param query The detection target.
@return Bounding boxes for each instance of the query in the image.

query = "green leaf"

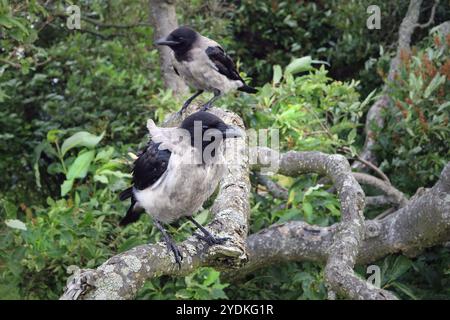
[386,255,412,283]
[437,101,450,113]
[303,201,313,221]
[0,16,13,28]
[285,56,313,75]
[47,129,62,143]
[60,179,74,196]
[424,73,445,99]
[5,219,27,231]
[203,269,220,286]
[391,282,417,300]
[347,128,357,144]
[94,146,114,162]
[8,17,29,35]
[66,150,95,180]
[61,131,105,156]
[273,65,282,84]
[93,174,108,184]
[194,210,209,225]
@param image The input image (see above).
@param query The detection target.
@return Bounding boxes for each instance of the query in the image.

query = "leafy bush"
[375,30,450,193]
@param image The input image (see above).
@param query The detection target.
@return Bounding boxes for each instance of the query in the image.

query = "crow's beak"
[223,126,243,139]
[154,37,180,46]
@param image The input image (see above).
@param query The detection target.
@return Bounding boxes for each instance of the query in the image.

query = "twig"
[375,207,396,220]
[81,17,153,29]
[352,172,408,208]
[417,0,439,29]
[254,172,288,200]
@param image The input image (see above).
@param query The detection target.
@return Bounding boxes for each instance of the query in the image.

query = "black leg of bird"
[200,89,221,111]
[178,90,204,114]
[186,216,229,246]
[153,219,183,269]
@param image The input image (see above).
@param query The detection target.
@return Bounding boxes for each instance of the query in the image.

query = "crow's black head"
[180,111,242,150]
[155,26,198,56]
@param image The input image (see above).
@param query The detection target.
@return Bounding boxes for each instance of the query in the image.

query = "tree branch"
[235,162,450,294]
[253,147,396,299]
[254,172,289,200]
[352,172,408,208]
[416,0,439,29]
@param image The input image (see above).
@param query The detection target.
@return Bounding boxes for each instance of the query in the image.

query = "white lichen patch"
[122,255,142,273]
[101,264,115,274]
[92,273,123,300]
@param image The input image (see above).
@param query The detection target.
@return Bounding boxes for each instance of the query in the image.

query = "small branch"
[366,195,392,208]
[352,155,391,184]
[352,172,408,208]
[0,58,20,69]
[416,0,439,29]
[81,17,153,29]
[374,207,396,220]
[254,172,288,200]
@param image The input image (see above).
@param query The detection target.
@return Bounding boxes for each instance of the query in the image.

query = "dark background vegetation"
[0,0,449,299]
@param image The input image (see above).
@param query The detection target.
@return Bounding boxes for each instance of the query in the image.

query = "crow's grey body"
[134,120,226,223]
[171,36,244,94]
[155,26,257,113]
[119,112,241,268]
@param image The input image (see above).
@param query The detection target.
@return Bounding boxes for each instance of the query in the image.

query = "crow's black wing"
[205,46,243,81]
[118,141,171,226]
[132,141,171,190]
[118,141,171,197]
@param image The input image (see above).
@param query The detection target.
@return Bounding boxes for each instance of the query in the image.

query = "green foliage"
[375,30,450,193]
[138,267,229,300]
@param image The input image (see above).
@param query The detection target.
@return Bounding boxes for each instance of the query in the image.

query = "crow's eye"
[202,125,209,130]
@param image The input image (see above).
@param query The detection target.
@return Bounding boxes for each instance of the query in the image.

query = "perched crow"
[155,26,257,113]
[119,111,242,268]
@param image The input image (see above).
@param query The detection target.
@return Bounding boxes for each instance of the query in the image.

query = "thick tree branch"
[253,147,396,299]
[236,162,450,294]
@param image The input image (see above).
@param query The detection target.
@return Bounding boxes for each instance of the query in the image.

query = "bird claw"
[195,233,229,246]
[165,241,183,269]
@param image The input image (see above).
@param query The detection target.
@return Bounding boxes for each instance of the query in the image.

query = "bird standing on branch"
[119,112,242,268]
[155,26,257,114]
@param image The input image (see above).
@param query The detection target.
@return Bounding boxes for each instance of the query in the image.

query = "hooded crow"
[155,26,257,113]
[119,111,242,268]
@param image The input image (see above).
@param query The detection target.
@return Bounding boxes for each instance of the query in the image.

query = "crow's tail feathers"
[120,201,145,226]
[119,187,133,201]
[238,84,258,94]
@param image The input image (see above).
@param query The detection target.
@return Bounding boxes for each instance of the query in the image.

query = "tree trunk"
[148,0,188,95]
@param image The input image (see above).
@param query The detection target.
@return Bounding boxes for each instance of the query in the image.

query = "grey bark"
[149,0,188,95]
[352,172,408,208]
